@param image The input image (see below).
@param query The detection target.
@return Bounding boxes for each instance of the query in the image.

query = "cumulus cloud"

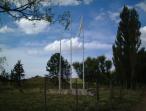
[95,11,120,23]
[42,0,93,6]
[44,37,111,52]
[0,26,14,33]
[95,12,106,21]
[136,2,146,12]
[108,11,120,23]
[83,0,93,4]
[10,0,93,6]
[16,18,50,34]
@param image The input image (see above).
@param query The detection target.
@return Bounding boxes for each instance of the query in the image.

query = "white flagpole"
[59,38,62,93]
[82,17,85,90]
[79,16,85,90]
[68,17,72,90]
[70,38,72,90]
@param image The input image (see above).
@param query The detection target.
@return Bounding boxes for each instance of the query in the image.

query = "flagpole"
[79,16,85,90]
[82,17,85,90]
[68,17,73,90]
[70,38,72,90]
[59,38,62,93]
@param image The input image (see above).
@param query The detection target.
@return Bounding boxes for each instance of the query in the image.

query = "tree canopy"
[0,0,73,30]
[112,6,141,88]
[73,56,112,84]
[46,53,71,80]
[12,60,25,87]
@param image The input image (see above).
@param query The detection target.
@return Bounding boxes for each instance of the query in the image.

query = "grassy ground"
[0,86,143,111]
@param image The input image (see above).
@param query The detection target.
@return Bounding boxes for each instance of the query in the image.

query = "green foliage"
[46,53,71,80]
[0,48,7,84]
[112,6,141,88]
[0,69,9,84]
[0,48,6,72]
[0,0,71,30]
[73,56,112,84]
[12,60,25,87]
[136,48,146,84]
[105,60,112,79]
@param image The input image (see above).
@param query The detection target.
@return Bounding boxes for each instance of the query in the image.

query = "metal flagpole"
[82,17,85,90]
[69,17,73,90]
[59,38,62,93]
[70,38,72,90]
[79,16,85,90]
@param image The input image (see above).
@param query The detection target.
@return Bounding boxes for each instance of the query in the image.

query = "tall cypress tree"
[112,6,141,88]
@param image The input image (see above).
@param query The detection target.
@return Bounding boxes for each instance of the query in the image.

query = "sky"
[0,0,146,78]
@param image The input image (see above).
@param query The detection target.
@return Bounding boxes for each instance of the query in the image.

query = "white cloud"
[44,37,111,52]
[136,2,146,12]
[94,11,120,23]
[52,0,81,6]
[10,0,93,7]
[24,41,47,47]
[85,41,111,49]
[44,37,81,52]
[108,11,120,23]
[42,0,93,6]
[95,12,106,21]
[16,18,50,34]
[0,26,14,33]
[141,26,146,44]
[83,0,93,4]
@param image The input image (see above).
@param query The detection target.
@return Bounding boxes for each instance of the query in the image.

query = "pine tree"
[112,6,141,88]
[13,60,25,87]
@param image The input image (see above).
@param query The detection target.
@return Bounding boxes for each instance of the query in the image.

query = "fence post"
[44,75,47,111]
[75,78,78,111]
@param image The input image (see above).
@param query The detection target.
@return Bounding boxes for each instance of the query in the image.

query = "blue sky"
[0,0,146,77]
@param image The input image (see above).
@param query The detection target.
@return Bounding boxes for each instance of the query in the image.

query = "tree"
[85,57,98,83]
[13,60,25,87]
[10,69,15,85]
[46,53,71,81]
[98,56,106,73]
[73,56,112,85]
[136,48,146,85]
[73,62,82,79]
[73,56,112,110]
[0,69,9,84]
[0,0,74,30]
[0,48,6,72]
[0,48,7,84]
[73,57,98,86]
[105,60,112,80]
[112,6,141,88]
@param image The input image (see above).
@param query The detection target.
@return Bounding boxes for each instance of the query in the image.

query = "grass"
[0,90,95,111]
[0,86,143,111]
[0,77,143,111]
